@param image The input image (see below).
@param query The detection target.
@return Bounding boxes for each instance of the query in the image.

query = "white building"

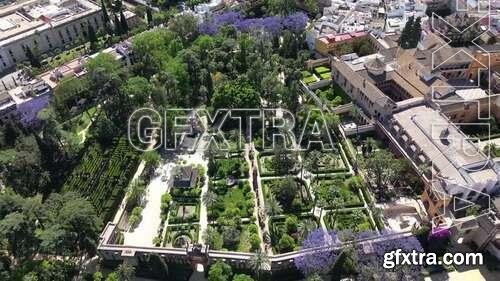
[0,0,104,73]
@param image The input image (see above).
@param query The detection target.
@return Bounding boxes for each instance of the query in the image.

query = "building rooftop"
[392,106,497,189]
[0,0,100,46]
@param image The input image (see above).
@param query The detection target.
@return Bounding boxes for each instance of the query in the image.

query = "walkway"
[123,162,173,247]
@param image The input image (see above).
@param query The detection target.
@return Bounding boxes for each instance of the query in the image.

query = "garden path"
[123,162,174,246]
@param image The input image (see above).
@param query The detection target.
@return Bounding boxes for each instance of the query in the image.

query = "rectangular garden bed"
[207,154,249,180]
[162,224,200,248]
[207,180,254,221]
[313,175,363,209]
[262,177,312,214]
[323,209,374,233]
[168,202,200,224]
[269,214,319,254]
[258,152,300,176]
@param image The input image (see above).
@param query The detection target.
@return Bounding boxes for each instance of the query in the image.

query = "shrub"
[285,215,299,234]
[278,234,296,253]
[250,233,261,251]
[248,224,258,234]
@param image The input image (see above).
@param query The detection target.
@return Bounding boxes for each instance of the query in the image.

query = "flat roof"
[392,106,496,186]
[0,0,100,46]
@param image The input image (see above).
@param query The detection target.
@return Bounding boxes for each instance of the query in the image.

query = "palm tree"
[202,191,218,209]
[249,249,270,281]
[116,262,135,281]
[265,194,282,216]
[298,219,317,240]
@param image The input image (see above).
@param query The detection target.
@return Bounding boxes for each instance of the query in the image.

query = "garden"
[262,177,312,214]
[269,215,319,254]
[305,149,348,174]
[313,175,363,209]
[258,151,299,176]
[323,209,374,233]
[207,155,249,180]
[63,137,140,221]
[162,224,200,248]
[206,180,254,221]
[168,202,200,224]
[204,222,261,252]
[315,84,351,109]
[301,70,318,85]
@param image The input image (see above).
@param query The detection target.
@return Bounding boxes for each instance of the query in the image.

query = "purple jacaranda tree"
[294,229,340,276]
[281,12,308,33]
[355,230,424,281]
[199,12,307,36]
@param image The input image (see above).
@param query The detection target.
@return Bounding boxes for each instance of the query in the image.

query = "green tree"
[271,146,294,175]
[116,262,135,281]
[277,233,295,252]
[203,226,223,250]
[25,47,40,68]
[168,14,198,44]
[113,13,122,35]
[270,177,297,210]
[39,192,102,257]
[248,249,269,280]
[120,76,154,106]
[90,116,120,147]
[87,24,98,51]
[363,149,404,192]
[101,0,110,25]
[304,0,318,16]
[212,78,260,110]
[202,190,218,209]
[146,6,153,26]
[285,215,298,234]
[208,261,232,281]
[120,10,129,34]
[265,195,283,216]
[265,0,296,15]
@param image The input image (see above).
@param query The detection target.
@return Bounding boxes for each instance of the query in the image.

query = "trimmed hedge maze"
[63,137,140,221]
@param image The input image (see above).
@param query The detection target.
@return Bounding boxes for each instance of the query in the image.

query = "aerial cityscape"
[0,0,499,280]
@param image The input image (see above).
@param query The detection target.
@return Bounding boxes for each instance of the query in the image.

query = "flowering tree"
[199,12,308,36]
[355,230,424,281]
[294,229,340,276]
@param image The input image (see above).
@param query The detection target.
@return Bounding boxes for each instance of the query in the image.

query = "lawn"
[314,66,330,74]
[323,210,374,233]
